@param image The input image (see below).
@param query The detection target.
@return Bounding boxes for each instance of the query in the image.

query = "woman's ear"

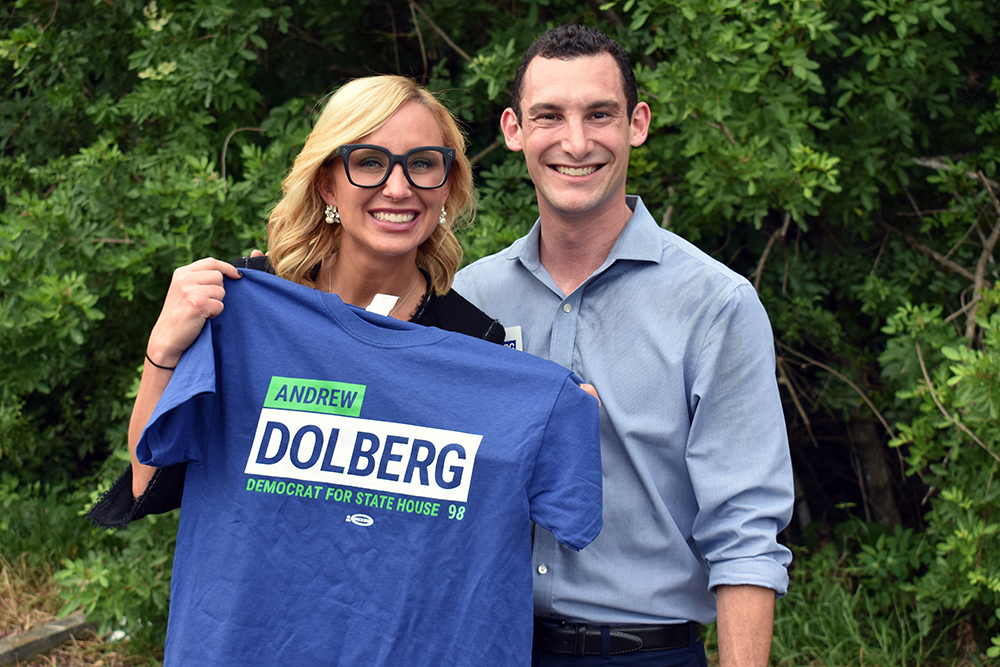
[316,164,337,206]
[440,174,452,204]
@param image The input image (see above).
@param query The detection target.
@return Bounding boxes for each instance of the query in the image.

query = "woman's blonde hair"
[267,75,474,295]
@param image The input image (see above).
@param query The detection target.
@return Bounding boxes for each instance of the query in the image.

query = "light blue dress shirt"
[454,196,793,625]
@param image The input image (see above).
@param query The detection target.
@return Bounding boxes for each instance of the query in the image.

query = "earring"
[324,205,340,224]
[438,207,447,226]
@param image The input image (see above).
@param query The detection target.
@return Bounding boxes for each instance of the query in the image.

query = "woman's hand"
[145,258,242,368]
[130,258,241,499]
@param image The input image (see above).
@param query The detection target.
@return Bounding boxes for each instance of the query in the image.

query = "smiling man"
[454,25,794,667]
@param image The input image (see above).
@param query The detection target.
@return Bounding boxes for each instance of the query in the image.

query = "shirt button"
[562,303,572,313]
[537,564,548,575]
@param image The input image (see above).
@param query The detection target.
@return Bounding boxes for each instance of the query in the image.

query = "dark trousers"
[532,623,707,667]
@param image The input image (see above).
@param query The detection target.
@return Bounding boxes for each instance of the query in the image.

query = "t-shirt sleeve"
[134,322,218,467]
[527,374,603,551]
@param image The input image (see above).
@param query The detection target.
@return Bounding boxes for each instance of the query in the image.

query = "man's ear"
[629,101,652,148]
[500,108,523,152]
[316,164,337,206]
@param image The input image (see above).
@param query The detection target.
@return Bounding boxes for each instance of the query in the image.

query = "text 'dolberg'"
[244,408,483,503]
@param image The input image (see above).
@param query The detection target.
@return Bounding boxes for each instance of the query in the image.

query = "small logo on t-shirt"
[346,513,373,526]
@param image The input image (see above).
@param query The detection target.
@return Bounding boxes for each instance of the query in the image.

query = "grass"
[1,555,160,667]
[768,549,976,667]
[2,538,987,667]
[1,555,63,640]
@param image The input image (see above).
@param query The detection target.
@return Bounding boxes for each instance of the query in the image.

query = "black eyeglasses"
[337,144,455,190]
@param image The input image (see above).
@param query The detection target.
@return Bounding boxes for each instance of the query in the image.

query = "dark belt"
[533,617,693,656]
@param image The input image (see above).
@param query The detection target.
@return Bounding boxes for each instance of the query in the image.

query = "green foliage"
[56,510,178,651]
[0,473,94,562]
[878,292,1000,653]
[459,154,537,263]
[617,0,843,236]
[464,37,520,103]
[772,521,960,666]
[2,446,179,649]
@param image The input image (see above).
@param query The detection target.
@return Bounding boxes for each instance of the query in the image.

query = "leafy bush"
[881,289,1000,659]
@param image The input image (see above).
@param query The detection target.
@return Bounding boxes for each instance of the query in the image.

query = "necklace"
[387,274,421,317]
[326,256,421,319]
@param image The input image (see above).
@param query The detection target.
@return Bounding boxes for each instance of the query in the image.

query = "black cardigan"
[89,257,505,528]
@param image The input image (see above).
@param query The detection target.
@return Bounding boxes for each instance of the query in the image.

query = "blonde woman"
[91,76,505,525]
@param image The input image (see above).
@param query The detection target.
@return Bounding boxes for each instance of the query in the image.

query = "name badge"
[503,325,522,351]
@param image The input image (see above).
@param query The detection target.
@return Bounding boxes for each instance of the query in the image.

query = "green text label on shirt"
[264,376,366,417]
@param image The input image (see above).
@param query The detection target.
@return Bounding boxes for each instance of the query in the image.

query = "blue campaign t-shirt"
[137,270,602,667]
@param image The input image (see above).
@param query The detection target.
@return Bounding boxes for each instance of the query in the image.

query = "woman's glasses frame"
[336,144,455,190]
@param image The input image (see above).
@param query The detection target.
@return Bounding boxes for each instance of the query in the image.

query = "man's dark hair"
[509,24,638,123]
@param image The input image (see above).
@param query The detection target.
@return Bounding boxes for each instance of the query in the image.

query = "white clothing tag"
[503,325,523,351]
[366,293,399,316]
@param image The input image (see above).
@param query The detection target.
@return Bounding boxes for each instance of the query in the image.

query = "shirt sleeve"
[528,374,603,551]
[134,322,218,468]
[687,283,794,595]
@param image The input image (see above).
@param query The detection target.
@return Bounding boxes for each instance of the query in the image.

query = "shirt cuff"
[708,555,791,597]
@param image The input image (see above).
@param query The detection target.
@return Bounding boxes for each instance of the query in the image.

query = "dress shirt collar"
[513,195,663,286]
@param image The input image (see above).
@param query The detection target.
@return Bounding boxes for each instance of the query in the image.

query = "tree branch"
[912,156,1000,190]
[981,169,1000,217]
[469,138,502,167]
[943,296,980,324]
[660,185,676,229]
[752,213,791,291]
[91,238,136,244]
[776,339,896,440]
[900,180,926,226]
[965,171,1000,339]
[408,1,428,80]
[40,0,59,32]
[776,356,819,448]
[848,440,874,523]
[871,231,889,275]
[409,1,472,63]
[705,121,736,146]
[387,3,401,76]
[287,23,338,56]
[944,212,983,263]
[221,127,264,191]
[879,221,976,282]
